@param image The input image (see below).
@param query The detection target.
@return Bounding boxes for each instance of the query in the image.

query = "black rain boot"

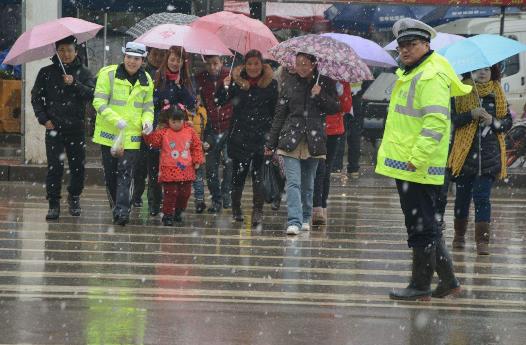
[432,239,461,298]
[389,245,436,301]
[67,195,81,216]
[231,186,244,222]
[174,209,183,222]
[162,214,174,226]
[251,186,264,227]
[46,199,60,221]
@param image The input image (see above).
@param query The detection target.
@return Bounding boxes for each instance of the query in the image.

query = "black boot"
[389,245,436,301]
[174,209,183,222]
[67,195,81,216]
[231,186,244,222]
[162,214,174,226]
[432,239,461,298]
[251,190,264,227]
[46,199,60,221]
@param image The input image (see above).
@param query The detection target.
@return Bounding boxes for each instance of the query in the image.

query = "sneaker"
[301,223,311,231]
[133,199,143,207]
[207,202,222,213]
[114,216,129,226]
[286,225,301,235]
[232,207,244,222]
[349,172,360,179]
[222,198,231,209]
[195,201,206,214]
[271,198,281,211]
[149,205,160,217]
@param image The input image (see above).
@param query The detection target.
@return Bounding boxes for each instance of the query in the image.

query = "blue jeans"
[193,165,205,202]
[205,132,232,205]
[454,174,494,223]
[283,156,319,227]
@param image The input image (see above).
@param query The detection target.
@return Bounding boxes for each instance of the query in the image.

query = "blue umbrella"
[438,34,526,75]
[420,6,520,28]
[325,4,435,32]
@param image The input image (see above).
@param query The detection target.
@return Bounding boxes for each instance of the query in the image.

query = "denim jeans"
[205,132,232,205]
[454,174,494,223]
[283,156,319,227]
[193,165,206,202]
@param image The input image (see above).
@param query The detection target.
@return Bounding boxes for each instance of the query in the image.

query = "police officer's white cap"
[393,18,437,43]
[122,42,147,57]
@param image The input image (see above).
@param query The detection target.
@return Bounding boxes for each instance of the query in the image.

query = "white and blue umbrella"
[437,34,526,75]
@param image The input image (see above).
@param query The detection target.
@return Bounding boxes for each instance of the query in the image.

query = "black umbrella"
[126,12,198,38]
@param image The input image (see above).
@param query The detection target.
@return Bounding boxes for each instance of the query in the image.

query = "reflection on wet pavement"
[0,180,525,344]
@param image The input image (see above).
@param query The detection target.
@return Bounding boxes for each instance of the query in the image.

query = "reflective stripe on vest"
[421,128,443,142]
[395,72,450,119]
[384,158,445,176]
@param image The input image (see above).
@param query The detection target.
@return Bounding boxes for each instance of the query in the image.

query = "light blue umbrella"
[437,34,526,75]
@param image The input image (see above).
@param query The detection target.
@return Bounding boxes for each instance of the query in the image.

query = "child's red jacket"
[144,124,204,182]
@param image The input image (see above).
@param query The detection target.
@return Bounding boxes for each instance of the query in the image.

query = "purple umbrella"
[269,34,373,83]
[321,33,397,68]
[384,32,465,51]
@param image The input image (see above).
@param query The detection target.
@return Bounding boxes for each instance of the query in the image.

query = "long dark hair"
[155,46,193,91]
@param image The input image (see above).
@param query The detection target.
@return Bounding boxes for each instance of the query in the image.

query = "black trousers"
[436,170,452,224]
[100,146,138,218]
[346,113,363,173]
[313,135,342,208]
[45,130,85,200]
[395,179,442,248]
[231,153,265,205]
[132,140,162,208]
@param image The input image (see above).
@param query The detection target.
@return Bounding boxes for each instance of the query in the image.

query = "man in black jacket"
[31,36,95,220]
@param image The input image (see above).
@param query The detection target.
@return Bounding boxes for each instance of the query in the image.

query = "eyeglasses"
[396,41,423,52]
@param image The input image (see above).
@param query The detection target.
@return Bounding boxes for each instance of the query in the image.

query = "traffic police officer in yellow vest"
[375,18,472,301]
[93,42,154,226]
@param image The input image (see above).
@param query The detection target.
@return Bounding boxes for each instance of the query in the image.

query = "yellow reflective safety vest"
[375,52,472,185]
[92,64,154,149]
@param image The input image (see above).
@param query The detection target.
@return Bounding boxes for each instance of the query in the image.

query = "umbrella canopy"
[268,34,373,83]
[437,34,526,75]
[384,32,466,51]
[134,24,232,56]
[126,12,198,38]
[325,4,435,32]
[321,33,397,68]
[420,6,520,27]
[191,11,279,57]
[4,17,102,66]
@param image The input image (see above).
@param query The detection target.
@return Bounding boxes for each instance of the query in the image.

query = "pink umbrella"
[190,11,278,57]
[134,24,232,56]
[4,17,103,67]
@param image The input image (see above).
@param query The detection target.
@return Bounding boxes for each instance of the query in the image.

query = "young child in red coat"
[144,103,204,225]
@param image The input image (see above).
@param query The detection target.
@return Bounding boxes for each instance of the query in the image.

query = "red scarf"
[166,69,180,82]
[247,76,260,88]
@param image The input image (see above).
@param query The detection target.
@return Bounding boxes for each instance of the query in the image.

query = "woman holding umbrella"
[448,65,513,255]
[216,49,278,226]
[265,53,339,235]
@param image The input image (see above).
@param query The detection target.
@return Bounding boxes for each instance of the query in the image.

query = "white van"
[435,13,526,115]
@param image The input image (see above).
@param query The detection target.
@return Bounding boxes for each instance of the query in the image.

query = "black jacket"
[31,55,95,134]
[452,94,513,177]
[266,72,339,156]
[215,65,278,161]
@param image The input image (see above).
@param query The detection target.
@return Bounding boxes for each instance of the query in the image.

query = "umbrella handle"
[225,51,237,90]
[315,73,320,85]
[55,48,67,75]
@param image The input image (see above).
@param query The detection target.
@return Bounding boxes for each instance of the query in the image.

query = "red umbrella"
[4,17,103,69]
[190,11,278,58]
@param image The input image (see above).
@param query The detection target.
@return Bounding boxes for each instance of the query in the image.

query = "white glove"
[116,119,127,130]
[142,122,153,135]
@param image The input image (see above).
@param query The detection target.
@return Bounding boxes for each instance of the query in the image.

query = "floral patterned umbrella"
[268,34,373,83]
